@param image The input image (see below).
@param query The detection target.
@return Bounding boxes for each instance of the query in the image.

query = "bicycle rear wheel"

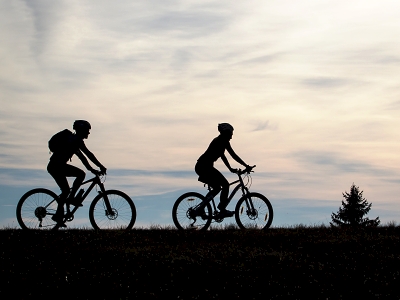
[89,190,136,230]
[16,188,59,230]
[172,192,212,231]
[235,192,273,229]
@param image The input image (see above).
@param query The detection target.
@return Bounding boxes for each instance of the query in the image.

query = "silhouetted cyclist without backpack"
[172,165,273,230]
[195,123,251,218]
[172,123,273,230]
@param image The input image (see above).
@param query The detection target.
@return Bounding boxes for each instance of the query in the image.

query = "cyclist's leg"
[197,166,230,212]
[47,162,69,221]
[210,170,230,211]
[194,183,220,216]
[195,163,221,206]
[64,164,85,200]
[206,170,233,218]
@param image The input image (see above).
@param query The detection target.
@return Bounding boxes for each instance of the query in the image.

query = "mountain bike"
[172,166,273,230]
[16,172,136,230]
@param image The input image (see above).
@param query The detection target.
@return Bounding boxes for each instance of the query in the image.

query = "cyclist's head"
[73,120,91,130]
[73,120,91,138]
[218,123,234,133]
[218,123,234,139]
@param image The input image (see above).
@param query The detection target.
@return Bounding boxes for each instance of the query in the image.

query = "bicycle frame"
[45,175,113,219]
[69,175,116,218]
[204,169,255,216]
[172,164,273,230]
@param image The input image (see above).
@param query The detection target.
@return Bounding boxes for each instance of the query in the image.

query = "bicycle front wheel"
[89,190,136,230]
[172,192,212,231]
[16,188,59,230]
[235,192,273,229]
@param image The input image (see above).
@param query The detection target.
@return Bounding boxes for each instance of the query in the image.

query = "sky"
[1,0,400,228]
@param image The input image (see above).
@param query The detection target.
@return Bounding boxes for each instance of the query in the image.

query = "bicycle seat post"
[66,203,71,214]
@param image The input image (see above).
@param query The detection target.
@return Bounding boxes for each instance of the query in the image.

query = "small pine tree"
[330,183,380,227]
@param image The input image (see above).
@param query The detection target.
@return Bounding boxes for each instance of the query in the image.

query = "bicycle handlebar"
[236,165,256,175]
[91,169,107,177]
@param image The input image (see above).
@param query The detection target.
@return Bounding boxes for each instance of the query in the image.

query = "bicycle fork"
[97,182,116,217]
[237,184,257,216]
[240,192,260,220]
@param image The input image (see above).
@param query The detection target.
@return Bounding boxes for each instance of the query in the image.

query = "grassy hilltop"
[1,226,400,299]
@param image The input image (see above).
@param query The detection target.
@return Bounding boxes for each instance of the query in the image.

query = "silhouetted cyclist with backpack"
[47,120,107,226]
[195,123,252,219]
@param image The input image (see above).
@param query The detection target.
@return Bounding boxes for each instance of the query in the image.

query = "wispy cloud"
[250,120,277,132]
[302,77,349,89]
[292,151,395,178]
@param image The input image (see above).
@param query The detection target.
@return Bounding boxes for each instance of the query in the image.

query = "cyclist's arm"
[75,149,96,172]
[221,154,232,169]
[226,143,248,167]
[79,144,107,173]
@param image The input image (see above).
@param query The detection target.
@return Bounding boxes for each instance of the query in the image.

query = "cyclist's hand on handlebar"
[100,166,107,175]
[245,165,256,173]
[91,169,106,176]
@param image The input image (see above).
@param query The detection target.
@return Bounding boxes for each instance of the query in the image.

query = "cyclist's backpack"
[48,129,73,153]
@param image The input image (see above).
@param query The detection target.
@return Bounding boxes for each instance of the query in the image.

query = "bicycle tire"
[172,192,212,231]
[16,188,59,230]
[89,190,136,230]
[235,192,273,229]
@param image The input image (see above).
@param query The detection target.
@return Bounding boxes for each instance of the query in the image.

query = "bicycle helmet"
[218,123,234,133]
[73,120,91,131]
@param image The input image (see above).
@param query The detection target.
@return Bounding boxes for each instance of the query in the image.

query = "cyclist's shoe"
[64,212,74,221]
[51,215,67,227]
[217,209,235,219]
